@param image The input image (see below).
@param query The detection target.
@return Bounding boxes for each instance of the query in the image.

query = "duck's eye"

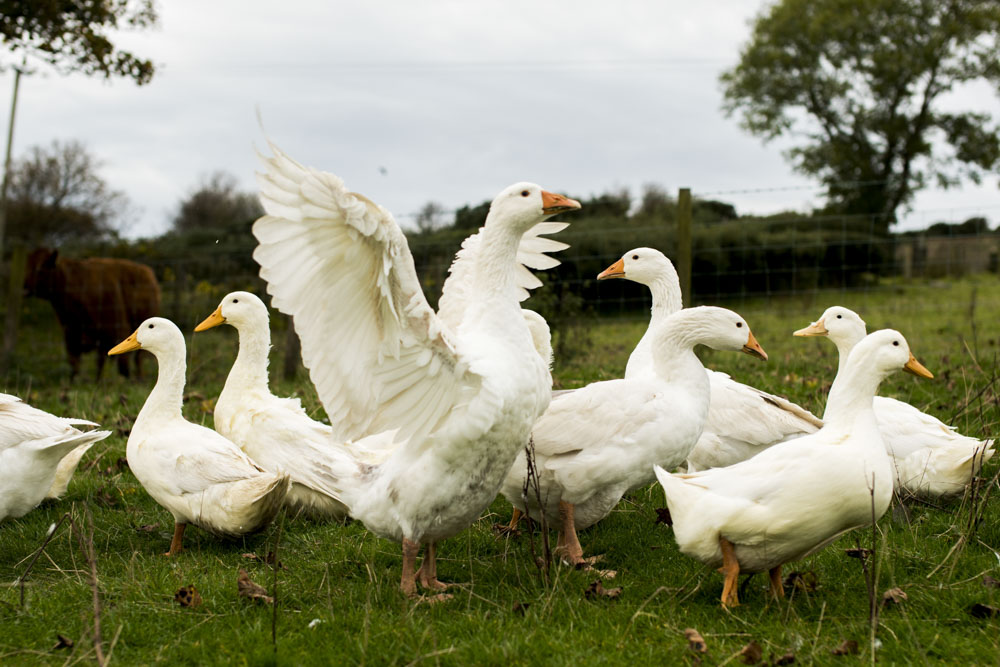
[233,299,239,303]
[893,341,899,346]
[836,314,842,319]
[520,190,530,197]
[736,322,743,328]
[632,254,639,260]
[148,324,154,329]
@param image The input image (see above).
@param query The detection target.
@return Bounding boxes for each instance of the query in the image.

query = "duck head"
[195,291,269,333]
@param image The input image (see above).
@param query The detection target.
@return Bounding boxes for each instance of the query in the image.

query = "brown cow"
[23,249,161,379]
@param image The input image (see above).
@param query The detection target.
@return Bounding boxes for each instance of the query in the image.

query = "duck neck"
[647,271,683,325]
[649,316,709,389]
[137,346,187,424]
[832,330,866,377]
[822,357,883,429]
[227,323,272,394]
[625,273,683,379]
[470,220,525,311]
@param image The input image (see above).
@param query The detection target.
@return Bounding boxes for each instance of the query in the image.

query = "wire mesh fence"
[2,203,999,384]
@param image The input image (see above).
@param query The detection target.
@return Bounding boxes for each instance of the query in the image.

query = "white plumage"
[251,143,579,594]
[195,291,352,519]
[598,247,821,471]
[655,329,933,607]
[109,318,290,555]
[794,305,994,497]
[500,306,768,565]
[0,393,109,520]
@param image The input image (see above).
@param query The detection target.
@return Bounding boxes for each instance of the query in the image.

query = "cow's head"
[23,248,60,298]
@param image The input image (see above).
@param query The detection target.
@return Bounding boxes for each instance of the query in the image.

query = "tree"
[413,201,446,233]
[721,0,1000,235]
[0,0,158,84]
[5,140,129,247]
[171,172,262,234]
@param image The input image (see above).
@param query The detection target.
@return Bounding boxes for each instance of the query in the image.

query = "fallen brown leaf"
[241,552,260,561]
[52,634,74,650]
[969,603,1000,619]
[584,579,622,600]
[773,652,796,665]
[684,628,707,653]
[174,584,202,608]
[512,601,530,615]
[740,640,763,664]
[832,639,858,656]
[654,507,672,525]
[135,524,158,533]
[982,574,999,589]
[882,587,907,605]
[237,568,274,604]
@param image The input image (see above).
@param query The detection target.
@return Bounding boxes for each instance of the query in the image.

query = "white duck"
[251,143,579,595]
[794,305,994,498]
[655,330,933,607]
[500,306,767,565]
[109,318,290,555]
[597,247,822,471]
[0,393,110,520]
[195,291,353,519]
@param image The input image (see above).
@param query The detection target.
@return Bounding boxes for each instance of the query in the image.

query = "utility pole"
[677,187,692,308]
[0,60,28,258]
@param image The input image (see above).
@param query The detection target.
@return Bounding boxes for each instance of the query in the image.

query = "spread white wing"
[252,144,479,444]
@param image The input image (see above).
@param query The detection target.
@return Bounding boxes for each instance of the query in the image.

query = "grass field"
[2,277,999,665]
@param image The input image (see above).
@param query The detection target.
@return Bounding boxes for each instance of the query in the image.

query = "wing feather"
[252,144,477,444]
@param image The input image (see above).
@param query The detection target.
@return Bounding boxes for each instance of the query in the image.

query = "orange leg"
[554,501,584,566]
[165,523,186,557]
[718,536,740,608]
[507,508,523,530]
[416,542,449,591]
[400,539,420,597]
[769,564,785,599]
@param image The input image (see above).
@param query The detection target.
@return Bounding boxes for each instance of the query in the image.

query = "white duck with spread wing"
[0,393,110,521]
[597,248,821,471]
[655,329,933,607]
[251,143,579,595]
[109,318,290,555]
[795,305,994,498]
[500,306,768,565]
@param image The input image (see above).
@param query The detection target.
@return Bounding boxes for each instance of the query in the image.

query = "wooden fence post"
[677,188,692,307]
[2,243,26,372]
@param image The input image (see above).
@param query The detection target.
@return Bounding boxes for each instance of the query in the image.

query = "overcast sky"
[2,0,998,239]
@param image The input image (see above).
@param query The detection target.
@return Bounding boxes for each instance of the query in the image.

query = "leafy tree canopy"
[721,0,1000,234]
[0,0,157,84]
[170,171,262,234]
[6,139,128,247]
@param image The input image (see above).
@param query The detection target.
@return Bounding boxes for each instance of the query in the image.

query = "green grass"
[2,277,1000,665]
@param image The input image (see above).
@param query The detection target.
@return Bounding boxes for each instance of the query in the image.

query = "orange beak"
[194,306,226,332]
[742,329,768,361]
[597,258,625,280]
[793,319,828,337]
[541,191,581,215]
[108,329,141,355]
[903,353,933,378]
